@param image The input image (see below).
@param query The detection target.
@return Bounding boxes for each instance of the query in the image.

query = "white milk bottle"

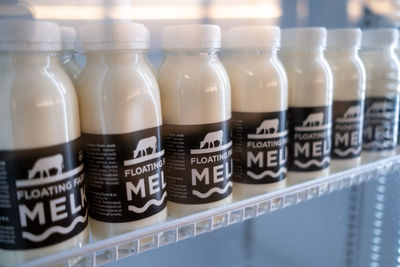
[0,20,88,266]
[325,29,366,172]
[59,26,81,86]
[78,22,167,240]
[159,25,232,218]
[280,28,333,183]
[224,26,288,200]
[360,29,400,161]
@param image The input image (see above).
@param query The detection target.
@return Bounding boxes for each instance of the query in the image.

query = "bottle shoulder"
[158,58,229,91]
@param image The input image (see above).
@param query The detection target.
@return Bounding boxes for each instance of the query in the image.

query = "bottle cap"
[162,24,221,50]
[80,22,149,51]
[60,26,77,51]
[281,27,327,49]
[228,26,280,49]
[0,19,61,51]
[361,28,398,49]
[327,28,361,49]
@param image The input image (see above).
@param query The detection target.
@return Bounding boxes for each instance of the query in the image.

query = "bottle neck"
[164,49,220,62]
[228,48,277,58]
[59,50,77,64]
[86,50,147,65]
[0,51,59,67]
[325,47,359,57]
[280,47,324,57]
[360,47,395,54]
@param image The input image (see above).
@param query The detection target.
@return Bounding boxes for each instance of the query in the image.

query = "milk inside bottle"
[325,29,366,172]
[0,20,88,266]
[224,26,288,200]
[280,27,333,183]
[159,25,232,218]
[59,26,81,86]
[78,22,167,240]
[360,29,400,161]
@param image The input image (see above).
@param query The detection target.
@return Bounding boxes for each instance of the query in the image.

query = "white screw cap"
[327,28,362,49]
[80,22,149,51]
[0,20,61,51]
[227,26,280,49]
[60,26,77,51]
[362,28,398,49]
[162,24,221,50]
[281,27,327,49]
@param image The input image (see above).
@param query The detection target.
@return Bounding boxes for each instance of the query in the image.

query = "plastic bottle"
[0,20,88,266]
[224,26,288,200]
[59,26,81,86]
[159,25,232,218]
[325,29,366,172]
[280,27,333,183]
[360,29,400,160]
[78,22,167,240]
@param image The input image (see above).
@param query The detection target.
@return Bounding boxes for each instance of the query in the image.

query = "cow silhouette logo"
[28,154,64,179]
[295,112,330,132]
[367,102,389,114]
[256,119,278,134]
[343,105,360,118]
[247,118,287,139]
[190,129,232,155]
[199,130,223,149]
[302,112,323,127]
[124,136,165,166]
[336,105,362,123]
[133,136,157,158]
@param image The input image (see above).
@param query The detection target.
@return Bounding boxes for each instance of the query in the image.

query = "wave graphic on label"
[128,191,167,213]
[294,157,330,168]
[192,182,232,198]
[333,146,362,157]
[247,119,287,139]
[363,140,395,149]
[246,167,287,180]
[191,130,232,154]
[22,210,88,242]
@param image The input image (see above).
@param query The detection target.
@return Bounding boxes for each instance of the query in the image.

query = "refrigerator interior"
[1,1,400,266]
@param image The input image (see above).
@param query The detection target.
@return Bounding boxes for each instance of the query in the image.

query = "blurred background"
[1,0,399,67]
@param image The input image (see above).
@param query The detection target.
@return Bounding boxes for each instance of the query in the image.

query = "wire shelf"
[20,154,400,267]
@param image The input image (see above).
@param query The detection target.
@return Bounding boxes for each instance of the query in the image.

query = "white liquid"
[0,52,88,266]
[59,51,81,87]
[225,50,288,200]
[325,48,365,173]
[280,49,333,183]
[360,48,400,161]
[77,51,167,240]
[158,51,232,218]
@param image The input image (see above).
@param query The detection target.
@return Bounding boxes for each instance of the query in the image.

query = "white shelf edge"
[20,154,400,267]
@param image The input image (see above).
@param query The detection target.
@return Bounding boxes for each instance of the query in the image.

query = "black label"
[331,100,364,159]
[163,120,233,204]
[83,127,166,223]
[288,106,332,172]
[0,138,87,250]
[232,111,288,184]
[363,96,399,151]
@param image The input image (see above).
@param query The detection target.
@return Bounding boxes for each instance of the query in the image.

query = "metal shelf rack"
[21,154,400,267]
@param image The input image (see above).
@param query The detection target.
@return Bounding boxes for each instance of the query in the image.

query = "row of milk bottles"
[0,19,399,265]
